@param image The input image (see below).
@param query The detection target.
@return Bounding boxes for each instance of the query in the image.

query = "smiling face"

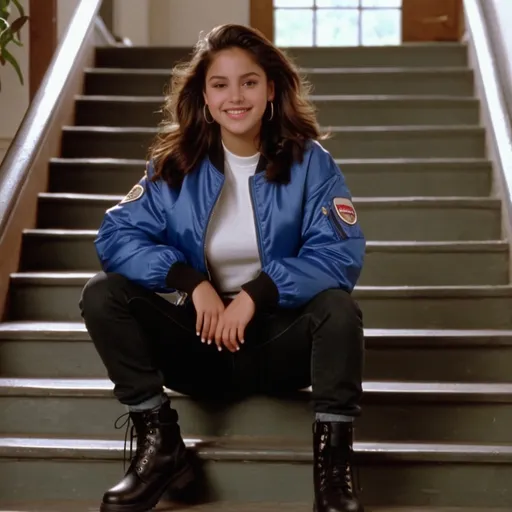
[203,47,275,156]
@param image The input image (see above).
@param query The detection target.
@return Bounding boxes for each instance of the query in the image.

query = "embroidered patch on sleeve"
[333,197,357,225]
[120,184,144,204]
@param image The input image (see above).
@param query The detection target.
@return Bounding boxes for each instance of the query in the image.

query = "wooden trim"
[29,0,58,101]
[402,0,464,42]
[250,0,274,42]
[0,0,103,320]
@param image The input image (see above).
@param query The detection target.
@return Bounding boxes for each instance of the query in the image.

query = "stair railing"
[464,0,512,270]
[0,0,104,319]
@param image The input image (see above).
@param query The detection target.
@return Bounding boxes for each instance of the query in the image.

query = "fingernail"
[196,332,200,337]
[201,338,205,343]
[207,340,212,345]
[218,346,222,351]
[240,340,245,344]
[236,346,240,351]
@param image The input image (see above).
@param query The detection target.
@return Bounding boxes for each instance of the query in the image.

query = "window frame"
[274,0,403,46]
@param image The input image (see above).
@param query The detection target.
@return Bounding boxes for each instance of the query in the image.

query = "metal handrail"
[463,0,512,208]
[0,0,103,236]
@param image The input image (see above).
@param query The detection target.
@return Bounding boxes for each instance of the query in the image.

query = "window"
[274,0,402,47]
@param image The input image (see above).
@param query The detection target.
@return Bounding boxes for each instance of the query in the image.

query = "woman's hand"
[192,281,225,344]
[215,290,255,352]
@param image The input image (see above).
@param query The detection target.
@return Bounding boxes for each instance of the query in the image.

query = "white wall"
[114,0,250,46]
[486,0,512,114]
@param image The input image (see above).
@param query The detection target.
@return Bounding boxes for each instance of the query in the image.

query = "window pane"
[275,8,314,46]
[316,0,359,7]
[316,9,359,46]
[274,0,314,7]
[362,0,402,7]
[362,8,401,45]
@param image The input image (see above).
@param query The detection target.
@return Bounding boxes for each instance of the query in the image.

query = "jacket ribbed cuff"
[241,271,279,311]
[166,262,208,296]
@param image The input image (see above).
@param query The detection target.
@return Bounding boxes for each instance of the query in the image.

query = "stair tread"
[0,503,505,512]
[10,273,512,296]
[2,321,512,343]
[2,435,512,462]
[87,64,473,75]
[76,94,479,103]
[20,230,509,253]
[37,192,502,207]
[2,378,512,400]
[49,156,492,166]
[62,124,485,133]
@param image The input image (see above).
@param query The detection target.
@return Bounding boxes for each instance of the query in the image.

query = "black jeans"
[79,272,364,416]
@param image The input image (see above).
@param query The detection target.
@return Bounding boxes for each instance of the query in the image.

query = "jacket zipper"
[203,182,224,279]
[249,177,264,267]
[323,206,348,240]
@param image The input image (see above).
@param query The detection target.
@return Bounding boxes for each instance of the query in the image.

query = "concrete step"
[0,436,511,507]
[74,95,481,128]
[84,67,476,97]
[1,503,506,512]
[2,323,512,383]
[7,274,512,329]
[35,194,502,241]
[2,379,512,445]
[19,232,509,286]
[94,44,468,69]
[48,157,493,198]
[60,126,486,160]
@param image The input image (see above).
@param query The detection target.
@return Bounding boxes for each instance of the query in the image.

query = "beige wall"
[58,0,81,40]
[0,0,81,162]
[0,0,29,162]
[113,0,150,45]
[0,0,251,162]
[115,0,250,46]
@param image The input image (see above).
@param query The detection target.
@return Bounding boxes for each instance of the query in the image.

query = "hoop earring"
[267,101,274,121]
[203,105,215,124]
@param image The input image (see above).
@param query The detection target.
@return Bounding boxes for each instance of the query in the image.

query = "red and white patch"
[333,198,357,225]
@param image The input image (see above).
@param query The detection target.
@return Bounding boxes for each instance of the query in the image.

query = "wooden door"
[402,0,464,42]
[250,0,274,42]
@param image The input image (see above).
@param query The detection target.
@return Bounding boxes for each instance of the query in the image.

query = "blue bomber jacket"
[94,139,366,310]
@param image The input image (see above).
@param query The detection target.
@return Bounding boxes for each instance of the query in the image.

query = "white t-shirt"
[205,143,261,296]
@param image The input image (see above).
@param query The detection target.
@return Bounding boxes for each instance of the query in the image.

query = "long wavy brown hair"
[149,23,326,187]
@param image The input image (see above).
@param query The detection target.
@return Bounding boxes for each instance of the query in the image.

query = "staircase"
[1,43,512,511]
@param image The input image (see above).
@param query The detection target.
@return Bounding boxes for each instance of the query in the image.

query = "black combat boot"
[100,401,194,512]
[313,421,363,512]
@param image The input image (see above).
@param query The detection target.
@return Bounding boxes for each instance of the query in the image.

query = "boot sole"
[313,502,365,512]
[99,461,195,512]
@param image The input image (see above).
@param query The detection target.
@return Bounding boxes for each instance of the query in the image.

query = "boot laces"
[114,412,157,474]
[318,427,361,498]
[330,448,359,497]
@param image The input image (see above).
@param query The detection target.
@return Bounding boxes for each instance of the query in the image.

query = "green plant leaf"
[0,0,29,89]
[10,14,27,42]
[1,44,23,84]
[10,15,27,34]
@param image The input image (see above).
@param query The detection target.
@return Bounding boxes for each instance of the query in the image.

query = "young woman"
[80,23,366,512]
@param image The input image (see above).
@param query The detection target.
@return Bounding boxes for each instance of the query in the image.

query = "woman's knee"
[79,272,129,318]
[307,289,362,330]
